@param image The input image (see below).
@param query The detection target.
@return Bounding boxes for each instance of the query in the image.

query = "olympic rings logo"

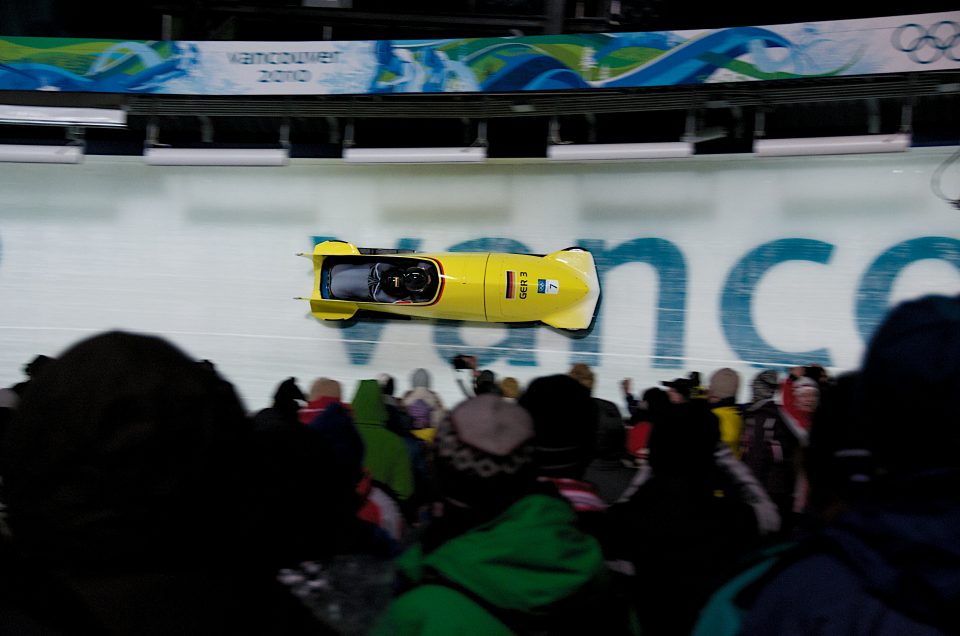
[892,21,960,64]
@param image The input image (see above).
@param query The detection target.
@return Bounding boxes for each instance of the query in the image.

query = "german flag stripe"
[505,270,515,299]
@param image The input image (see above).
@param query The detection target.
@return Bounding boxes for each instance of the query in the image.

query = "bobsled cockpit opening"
[322,256,440,304]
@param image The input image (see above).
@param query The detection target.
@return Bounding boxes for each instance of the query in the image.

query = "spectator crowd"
[0,293,956,635]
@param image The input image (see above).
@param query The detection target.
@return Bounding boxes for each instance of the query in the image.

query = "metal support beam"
[545,0,566,34]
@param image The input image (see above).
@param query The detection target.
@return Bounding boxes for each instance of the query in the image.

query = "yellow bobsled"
[297,240,600,330]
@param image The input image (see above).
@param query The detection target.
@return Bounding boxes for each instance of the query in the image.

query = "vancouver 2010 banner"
[0,12,957,96]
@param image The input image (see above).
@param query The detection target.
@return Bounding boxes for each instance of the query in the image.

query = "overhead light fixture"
[142,119,290,166]
[143,147,290,166]
[681,126,727,144]
[753,133,912,157]
[340,119,487,164]
[545,116,694,161]
[0,104,126,128]
[342,146,487,163]
[680,110,728,144]
[547,142,694,161]
[510,101,536,113]
[0,143,83,164]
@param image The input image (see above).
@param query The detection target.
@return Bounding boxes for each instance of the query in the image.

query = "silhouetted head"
[1,331,251,568]
[568,363,595,392]
[377,373,395,397]
[707,368,740,404]
[519,374,597,478]
[859,294,960,475]
[751,370,779,403]
[474,369,500,396]
[434,394,535,515]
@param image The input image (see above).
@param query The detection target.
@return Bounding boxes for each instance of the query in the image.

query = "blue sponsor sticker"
[538,279,559,294]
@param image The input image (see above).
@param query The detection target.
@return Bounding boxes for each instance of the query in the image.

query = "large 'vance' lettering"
[721,238,834,368]
[307,234,960,371]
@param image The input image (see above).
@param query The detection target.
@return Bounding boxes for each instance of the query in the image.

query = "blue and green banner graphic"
[0,12,957,96]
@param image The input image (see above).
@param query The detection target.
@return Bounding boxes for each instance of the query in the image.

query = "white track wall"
[0,151,957,411]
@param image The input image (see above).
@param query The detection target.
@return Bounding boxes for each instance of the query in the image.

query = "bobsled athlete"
[330,261,433,303]
[372,264,432,303]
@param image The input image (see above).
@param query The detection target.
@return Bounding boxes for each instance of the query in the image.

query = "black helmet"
[403,267,429,293]
[381,268,409,298]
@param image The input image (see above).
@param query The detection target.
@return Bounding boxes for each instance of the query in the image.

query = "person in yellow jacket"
[708,368,744,458]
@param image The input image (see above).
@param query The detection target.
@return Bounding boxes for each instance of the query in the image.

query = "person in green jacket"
[351,378,414,502]
[372,394,635,635]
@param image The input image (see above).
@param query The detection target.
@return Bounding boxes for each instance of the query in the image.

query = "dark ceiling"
[6,1,958,41]
[1,1,958,157]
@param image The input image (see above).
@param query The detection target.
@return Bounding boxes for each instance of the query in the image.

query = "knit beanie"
[518,374,598,478]
[568,363,595,391]
[860,294,960,473]
[309,377,342,401]
[751,370,779,402]
[434,394,536,511]
[499,377,521,400]
[410,368,431,389]
[708,368,740,401]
